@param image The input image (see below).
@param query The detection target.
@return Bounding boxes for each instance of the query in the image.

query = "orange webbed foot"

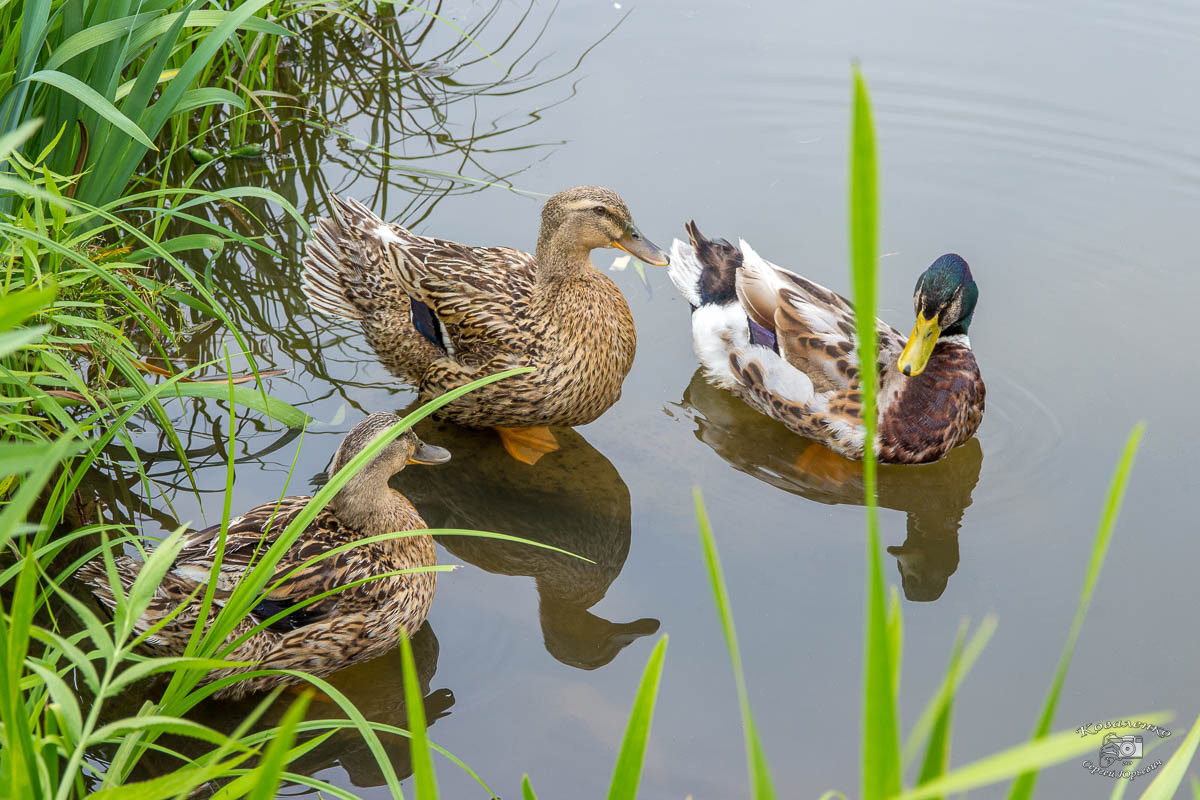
[495,426,560,465]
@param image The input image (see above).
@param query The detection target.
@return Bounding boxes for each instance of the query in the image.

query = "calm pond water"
[94,0,1200,796]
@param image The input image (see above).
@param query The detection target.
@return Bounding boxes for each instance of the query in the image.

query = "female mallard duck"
[300,187,669,465]
[667,222,984,465]
[76,414,451,700]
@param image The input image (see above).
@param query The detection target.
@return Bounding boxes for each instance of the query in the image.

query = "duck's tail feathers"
[667,234,704,307]
[301,194,401,321]
[669,220,744,308]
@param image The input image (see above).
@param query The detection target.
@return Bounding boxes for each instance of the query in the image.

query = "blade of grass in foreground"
[1006,422,1144,800]
[902,616,997,768]
[694,490,776,800]
[848,66,901,800]
[606,635,668,800]
[244,692,311,800]
[1136,713,1200,800]
[401,632,435,800]
[894,714,1172,800]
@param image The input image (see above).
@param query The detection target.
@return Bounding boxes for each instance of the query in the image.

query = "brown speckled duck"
[300,187,669,464]
[667,222,984,465]
[76,414,450,700]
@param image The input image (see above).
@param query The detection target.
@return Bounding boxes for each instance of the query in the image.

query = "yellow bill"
[898,313,941,377]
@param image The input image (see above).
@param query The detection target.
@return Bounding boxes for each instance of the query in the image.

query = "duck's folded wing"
[169,500,359,632]
[384,235,538,351]
[735,240,904,391]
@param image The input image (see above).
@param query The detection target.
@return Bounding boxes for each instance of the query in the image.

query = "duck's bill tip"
[408,442,452,465]
[613,227,670,266]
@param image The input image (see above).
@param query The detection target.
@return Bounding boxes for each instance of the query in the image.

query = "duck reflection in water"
[398,416,660,669]
[672,370,983,602]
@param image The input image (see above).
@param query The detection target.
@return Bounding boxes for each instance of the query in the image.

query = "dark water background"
[93,0,1200,796]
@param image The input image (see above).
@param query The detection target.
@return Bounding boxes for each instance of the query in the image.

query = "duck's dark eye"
[592,205,606,216]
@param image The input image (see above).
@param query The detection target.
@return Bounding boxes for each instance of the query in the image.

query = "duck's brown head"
[536,186,669,269]
[330,413,451,487]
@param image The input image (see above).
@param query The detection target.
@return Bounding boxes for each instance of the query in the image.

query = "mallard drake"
[667,222,984,465]
[76,414,451,700]
[300,187,669,465]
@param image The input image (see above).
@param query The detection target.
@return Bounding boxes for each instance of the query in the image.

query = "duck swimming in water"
[667,222,984,465]
[301,187,669,464]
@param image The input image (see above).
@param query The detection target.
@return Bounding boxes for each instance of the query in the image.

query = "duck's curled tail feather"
[667,237,704,307]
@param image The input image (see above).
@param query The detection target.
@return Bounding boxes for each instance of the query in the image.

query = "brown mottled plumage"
[76,414,450,700]
[668,223,984,465]
[300,187,668,428]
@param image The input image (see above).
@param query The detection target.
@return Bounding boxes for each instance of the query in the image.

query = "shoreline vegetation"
[0,2,1194,798]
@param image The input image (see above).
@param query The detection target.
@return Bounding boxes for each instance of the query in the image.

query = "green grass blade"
[894,715,1172,800]
[400,633,431,800]
[522,775,538,800]
[244,693,311,800]
[0,285,55,331]
[0,119,44,164]
[913,622,968,794]
[886,585,903,698]
[849,66,901,800]
[694,490,777,800]
[1136,714,1200,800]
[43,11,162,71]
[1007,422,1145,800]
[0,326,49,359]
[903,616,997,767]
[24,70,157,150]
[98,382,311,429]
[606,635,668,800]
[85,757,252,800]
[170,88,245,117]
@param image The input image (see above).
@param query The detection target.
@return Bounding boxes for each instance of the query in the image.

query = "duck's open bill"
[613,223,669,266]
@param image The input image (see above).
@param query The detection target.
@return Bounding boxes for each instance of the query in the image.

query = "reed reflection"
[672,370,983,602]
[397,417,660,669]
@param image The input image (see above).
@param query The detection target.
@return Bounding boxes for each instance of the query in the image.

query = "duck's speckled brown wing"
[169,497,386,628]
[735,242,905,393]
[381,231,538,364]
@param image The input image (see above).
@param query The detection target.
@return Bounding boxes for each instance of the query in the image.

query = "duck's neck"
[534,226,594,298]
[329,471,412,535]
[938,332,972,350]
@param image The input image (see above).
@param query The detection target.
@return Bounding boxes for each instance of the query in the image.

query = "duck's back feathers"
[77,493,438,697]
